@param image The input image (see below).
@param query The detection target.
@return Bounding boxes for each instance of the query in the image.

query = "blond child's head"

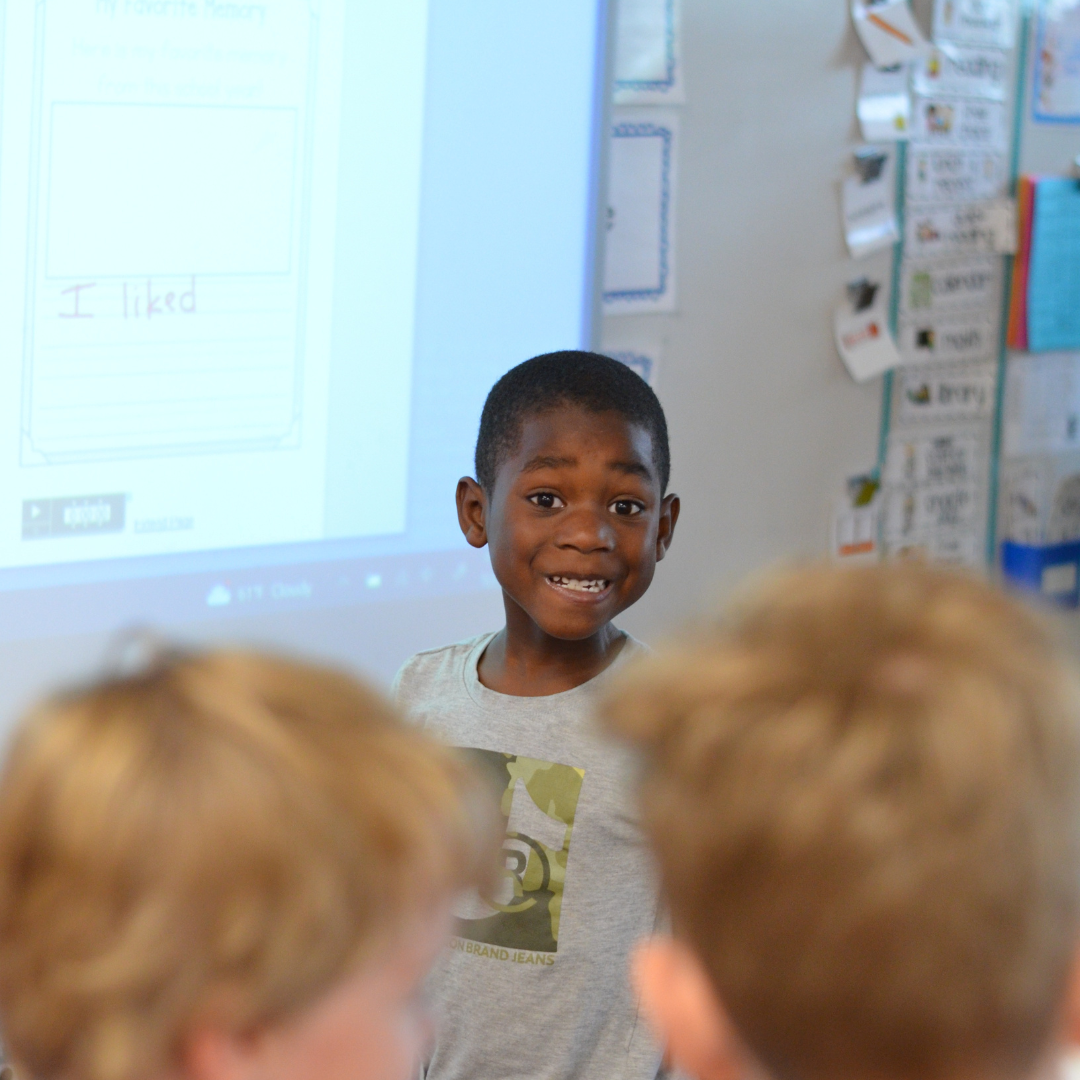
[0,648,494,1080]
[600,562,1080,1080]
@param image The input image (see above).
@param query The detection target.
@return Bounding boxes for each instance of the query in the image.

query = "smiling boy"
[393,351,680,1080]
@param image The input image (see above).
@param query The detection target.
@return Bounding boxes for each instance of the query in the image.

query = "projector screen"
[0,0,611,656]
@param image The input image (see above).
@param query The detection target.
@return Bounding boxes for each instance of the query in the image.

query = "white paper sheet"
[1003,352,1080,455]
[1001,460,1080,545]
[912,45,1009,99]
[910,95,1009,148]
[1049,472,1080,541]
[858,63,913,139]
[896,360,997,420]
[933,0,1017,49]
[603,111,679,315]
[904,197,1016,256]
[853,0,932,68]
[833,497,880,560]
[843,148,900,257]
[906,147,1008,203]
[613,0,684,105]
[834,280,901,381]
[1034,0,1080,122]
[1001,460,1050,543]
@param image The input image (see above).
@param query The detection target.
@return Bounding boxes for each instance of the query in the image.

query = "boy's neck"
[476,597,626,697]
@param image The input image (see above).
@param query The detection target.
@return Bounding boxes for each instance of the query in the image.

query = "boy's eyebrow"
[610,460,653,480]
[520,454,653,479]
[521,454,578,473]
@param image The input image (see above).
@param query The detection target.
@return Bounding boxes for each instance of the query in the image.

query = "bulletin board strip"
[985,4,1032,565]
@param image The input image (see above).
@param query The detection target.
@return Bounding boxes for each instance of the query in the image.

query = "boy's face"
[457,405,679,641]
[184,908,451,1080]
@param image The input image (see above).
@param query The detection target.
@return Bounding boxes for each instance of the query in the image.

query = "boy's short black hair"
[475,351,670,493]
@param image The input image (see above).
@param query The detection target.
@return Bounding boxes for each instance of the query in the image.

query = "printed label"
[933,0,1016,50]
[904,200,1012,257]
[884,482,979,537]
[453,750,584,955]
[900,255,1001,316]
[897,312,997,365]
[910,96,1009,150]
[906,149,1008,205]
[897,361,997,422]
[912,46,1009,101]
[885,433,981,486]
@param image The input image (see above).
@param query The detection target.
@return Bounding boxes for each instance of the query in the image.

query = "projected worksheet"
[24,1,322,461]
[0,0,428,567]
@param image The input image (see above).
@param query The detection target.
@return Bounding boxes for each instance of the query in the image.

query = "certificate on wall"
[613,0,684,105]
[1033,0,1080,123]
[603,113,679,315]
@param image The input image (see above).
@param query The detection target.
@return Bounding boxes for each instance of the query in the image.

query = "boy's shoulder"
[391,632,494,707]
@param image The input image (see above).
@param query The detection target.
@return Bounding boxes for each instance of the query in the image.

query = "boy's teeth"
[550,575,609,593]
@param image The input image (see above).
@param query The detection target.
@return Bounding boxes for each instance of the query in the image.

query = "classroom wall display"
[845,0,1080,601]
[604,0,684,318]
[844,0,1023,568]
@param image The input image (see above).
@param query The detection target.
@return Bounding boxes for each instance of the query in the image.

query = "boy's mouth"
[545,574,612,596]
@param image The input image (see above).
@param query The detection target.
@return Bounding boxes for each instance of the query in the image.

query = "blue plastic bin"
[1001,540,1080,608]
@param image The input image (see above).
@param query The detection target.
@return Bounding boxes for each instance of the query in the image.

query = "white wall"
[615,0,889,644]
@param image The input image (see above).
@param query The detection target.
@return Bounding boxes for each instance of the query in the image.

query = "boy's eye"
[610,499,643,517]
[528,493,565,510]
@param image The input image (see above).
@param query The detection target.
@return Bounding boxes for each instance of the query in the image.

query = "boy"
[600,562,1080,1080]
[0,648,495,1080]
[394,351,680,1080]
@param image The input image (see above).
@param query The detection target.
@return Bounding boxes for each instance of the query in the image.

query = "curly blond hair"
[0,650,494,1080]
[601,562,1080,1080]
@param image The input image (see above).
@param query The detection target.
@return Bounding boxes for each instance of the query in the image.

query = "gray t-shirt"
[393,631,664,1080]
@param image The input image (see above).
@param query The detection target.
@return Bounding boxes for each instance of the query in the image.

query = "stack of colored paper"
[1008,176,1080,352]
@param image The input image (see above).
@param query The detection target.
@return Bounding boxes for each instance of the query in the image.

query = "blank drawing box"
[46,103,298,279]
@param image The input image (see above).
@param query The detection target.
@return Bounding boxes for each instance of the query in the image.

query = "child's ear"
[181,1023,261,1080]
[633,936,746,1080]
[456,477,489,548]
[1059,941,1080,1050]
[655,494,680,562]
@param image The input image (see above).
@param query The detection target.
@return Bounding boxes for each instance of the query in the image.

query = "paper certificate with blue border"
[613,0,684,105]
[1033,0,1080,124]
[603,113,678,315]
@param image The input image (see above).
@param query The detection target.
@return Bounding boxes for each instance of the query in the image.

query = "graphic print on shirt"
[456,750,584,954]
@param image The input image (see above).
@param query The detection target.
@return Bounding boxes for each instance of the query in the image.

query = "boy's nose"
[553,506,616,552]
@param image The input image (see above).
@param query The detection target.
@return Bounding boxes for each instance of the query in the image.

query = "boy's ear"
[1058,941,1080,1049]
[655,494,680,562]
[633,936,746,1080]
[456,477,489,549]
[181,1024,261,1080]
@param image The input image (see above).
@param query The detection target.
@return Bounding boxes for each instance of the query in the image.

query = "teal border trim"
[874,141,907,482]
[985,3,1033,566]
